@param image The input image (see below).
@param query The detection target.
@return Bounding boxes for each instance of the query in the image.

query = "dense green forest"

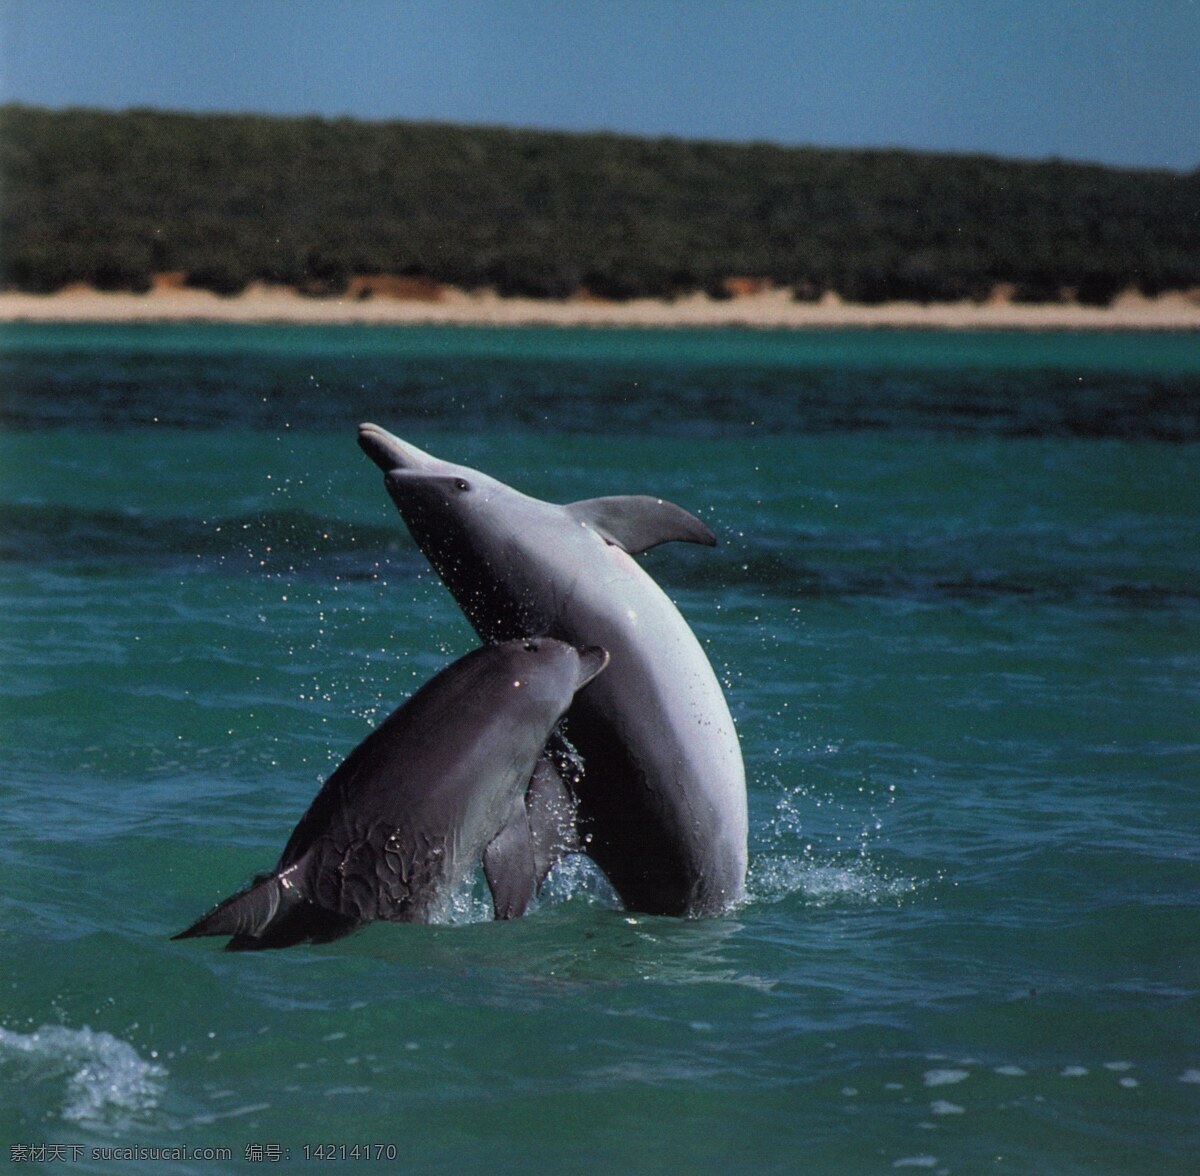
[1,104,1198,304]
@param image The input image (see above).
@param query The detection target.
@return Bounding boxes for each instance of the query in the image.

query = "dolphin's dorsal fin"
[482,797,537,920]
[565,496,717,553]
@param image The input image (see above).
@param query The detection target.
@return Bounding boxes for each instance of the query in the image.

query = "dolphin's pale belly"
[548,545,748,915]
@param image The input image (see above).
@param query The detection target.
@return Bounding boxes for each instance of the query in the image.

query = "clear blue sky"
[2,0,1198,171]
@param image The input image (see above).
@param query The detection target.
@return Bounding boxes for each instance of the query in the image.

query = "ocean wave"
[657,544,1200,610]
[0,504,409,578]
[0,1023,166,1131]
[5,503,1195,613]
[4,344,1199,440]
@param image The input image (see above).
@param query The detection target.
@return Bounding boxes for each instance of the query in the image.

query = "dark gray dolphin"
[174,638,609,950]
[357,423,748,917]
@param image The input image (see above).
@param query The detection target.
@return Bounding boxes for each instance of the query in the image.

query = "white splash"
[748,852,919,908]
[924,1068,971,1088]
[539,853,622,907]
[747,776,919,908]
[0,1024,166,1129]
[930,1100,965,1115]
[442,874,496,925]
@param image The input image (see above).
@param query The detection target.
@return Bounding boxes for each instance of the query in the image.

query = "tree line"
[1,104,1197,304]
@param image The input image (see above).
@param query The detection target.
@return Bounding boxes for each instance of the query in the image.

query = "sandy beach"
[2,283,1199,330]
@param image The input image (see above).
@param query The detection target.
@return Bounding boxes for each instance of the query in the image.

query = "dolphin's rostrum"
[174,638,608,950]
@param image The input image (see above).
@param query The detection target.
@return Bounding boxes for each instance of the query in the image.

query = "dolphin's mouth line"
[359,422,418,473]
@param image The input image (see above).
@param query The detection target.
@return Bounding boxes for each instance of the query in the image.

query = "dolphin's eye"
[524,641,539,653]
[454,478,471,492]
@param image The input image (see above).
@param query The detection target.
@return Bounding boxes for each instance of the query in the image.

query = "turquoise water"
[2,324,1199,1173]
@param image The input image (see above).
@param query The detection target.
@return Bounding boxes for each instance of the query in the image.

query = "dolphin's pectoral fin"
[525,754,582,888]
[173,870,288,942]
[482,797,537,920]
[565,496,717,553]
[173,864,359,951]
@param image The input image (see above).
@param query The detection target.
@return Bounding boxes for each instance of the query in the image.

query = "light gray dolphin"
[174,638,609,950]
[358,423,748,917]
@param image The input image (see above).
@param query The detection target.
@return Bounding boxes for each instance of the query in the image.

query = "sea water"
[1,324,1198,1174]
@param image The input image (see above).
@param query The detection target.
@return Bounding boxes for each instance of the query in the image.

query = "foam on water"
[930,1100,965,1116]
[924,1068,971,1087]
[745,772,921,909]
[440,873,499,925]
[747,851,920,908]
[539,853,622,908]
[0,1024,166,1130]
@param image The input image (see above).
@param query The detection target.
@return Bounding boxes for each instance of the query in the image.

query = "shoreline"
[2,284,1199,331]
